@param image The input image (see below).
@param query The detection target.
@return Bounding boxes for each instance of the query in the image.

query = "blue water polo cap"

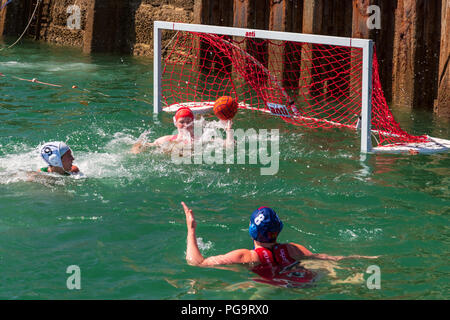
[249,207,283,243]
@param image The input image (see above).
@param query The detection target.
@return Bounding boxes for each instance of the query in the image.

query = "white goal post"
[153,21,377,154]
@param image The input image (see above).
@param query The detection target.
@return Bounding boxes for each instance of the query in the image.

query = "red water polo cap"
[175,107,194,121]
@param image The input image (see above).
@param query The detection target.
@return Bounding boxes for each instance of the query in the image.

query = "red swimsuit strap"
[252,245,316,287]
[255,244,297,266]
[273,244,297,266]
[254,247,274,265]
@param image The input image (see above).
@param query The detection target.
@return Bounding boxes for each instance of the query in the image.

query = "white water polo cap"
[40,142,71,168]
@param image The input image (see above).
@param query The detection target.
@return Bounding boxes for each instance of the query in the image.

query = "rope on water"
[1,71,152,107]
[11,75,62,87]
[0,0,42,52]
[1,67,155,106]
[0,0,150,105]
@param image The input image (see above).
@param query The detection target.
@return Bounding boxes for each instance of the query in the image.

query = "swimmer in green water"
[181,202,379,267]
[131,107,234,154]
[38,141,80,175]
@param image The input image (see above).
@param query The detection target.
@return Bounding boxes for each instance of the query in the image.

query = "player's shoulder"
[229,248,259,263]
[285,242,313,257]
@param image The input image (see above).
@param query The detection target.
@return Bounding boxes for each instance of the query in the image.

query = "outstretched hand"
[339,255,380,261]
[352,255,380,259]
[181,202,196,230]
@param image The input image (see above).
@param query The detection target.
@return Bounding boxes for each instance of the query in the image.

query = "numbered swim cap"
[40,141,71,168]
[249,207,283,243]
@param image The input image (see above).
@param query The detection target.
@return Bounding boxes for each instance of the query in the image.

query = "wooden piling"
[233,0,250,29]
[232,0,271,96]
[193,0,234,89]
[353,0,396,102]
[268,0,303,90]
[392,0,442,110]
[300,0,324,98]
[435,0,449,118]
[0,0,28,37]
[321,0,352,99]
[83,0,130,54]
[233,0,270,62]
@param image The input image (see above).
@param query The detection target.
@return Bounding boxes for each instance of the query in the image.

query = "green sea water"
[0,40,449,300]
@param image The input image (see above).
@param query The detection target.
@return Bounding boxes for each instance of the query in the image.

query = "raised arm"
[181,202,256,267]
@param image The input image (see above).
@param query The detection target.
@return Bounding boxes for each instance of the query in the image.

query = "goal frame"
[153,21,374,153]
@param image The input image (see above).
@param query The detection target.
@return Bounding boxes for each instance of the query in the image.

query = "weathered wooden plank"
[83,0,130,54]
[372,0,396,103]
[193,0,234,84]
[268,0,288,92]
[284,0,303,91]
[302,0,323,34]
[268,0,303,91]
[0,0,28,37]
[435,0,449,118]
[233,0,250,28]
[414,0,441,110]
[352,0,373,39]
[321,0,352,99]
[232,0,270,85]
[392,0,418,107]
[434,1,450,119]
[300,0,324,98]
[392,0,441,110]
[351,0,375,106]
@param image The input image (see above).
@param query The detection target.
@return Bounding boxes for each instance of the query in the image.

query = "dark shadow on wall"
[0,0,30,37]
[413,0,441,110]
[84,0,137,54]
[123,0,140,54]
[371,0,397,104]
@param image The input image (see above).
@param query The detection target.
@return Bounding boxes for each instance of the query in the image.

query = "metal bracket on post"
[153,22,162,114]
[360,40,374,154]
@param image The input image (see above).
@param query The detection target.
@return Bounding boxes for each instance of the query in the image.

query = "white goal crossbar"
[153,21,373,154]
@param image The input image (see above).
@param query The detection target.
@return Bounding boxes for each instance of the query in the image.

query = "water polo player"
[131,106,195,154]
[131,106,234,154]
[181,202,378,286]
[39,141,80,176]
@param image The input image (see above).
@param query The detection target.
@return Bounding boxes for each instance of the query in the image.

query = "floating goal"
[153,21,450,154]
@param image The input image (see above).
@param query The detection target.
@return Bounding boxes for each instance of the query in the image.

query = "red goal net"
[160,30,429,149]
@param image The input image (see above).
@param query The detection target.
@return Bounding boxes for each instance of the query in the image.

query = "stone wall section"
[39,0,89,47]
[131,0,194,56]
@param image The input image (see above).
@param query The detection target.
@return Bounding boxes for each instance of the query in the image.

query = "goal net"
[154,22,448,154]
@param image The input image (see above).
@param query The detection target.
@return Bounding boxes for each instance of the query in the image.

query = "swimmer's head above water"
[131,106,234,154]
[40,141,78,175]
[249,206,284,244]
[173,107,194,131]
